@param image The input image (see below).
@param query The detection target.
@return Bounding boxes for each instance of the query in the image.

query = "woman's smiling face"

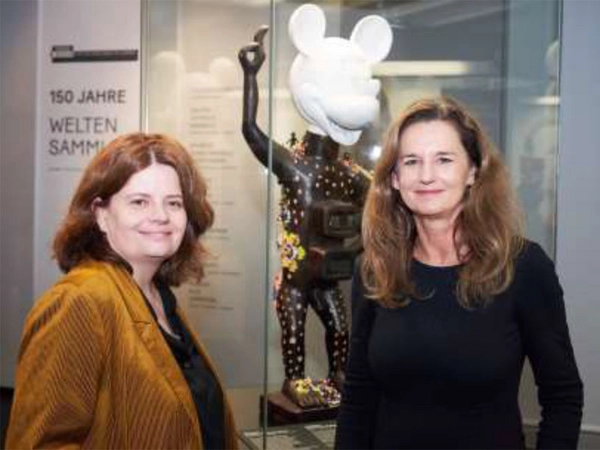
[94,163,188,272]
[393,119,476,223]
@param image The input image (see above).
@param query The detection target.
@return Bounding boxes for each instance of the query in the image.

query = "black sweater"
[335,242,583,449]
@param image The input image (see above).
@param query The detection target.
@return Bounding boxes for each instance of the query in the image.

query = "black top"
[335,242,583,449]
[148,285,226,450]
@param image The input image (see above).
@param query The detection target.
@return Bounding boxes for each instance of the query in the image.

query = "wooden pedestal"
[260,392,339,427]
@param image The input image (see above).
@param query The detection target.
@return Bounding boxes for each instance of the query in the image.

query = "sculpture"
[238,3,392,408]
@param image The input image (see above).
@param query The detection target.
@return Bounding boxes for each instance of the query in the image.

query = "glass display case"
[144,1,561,447]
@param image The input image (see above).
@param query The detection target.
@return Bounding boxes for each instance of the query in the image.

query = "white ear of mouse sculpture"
[239,3,392,409]
[288,3,392,146]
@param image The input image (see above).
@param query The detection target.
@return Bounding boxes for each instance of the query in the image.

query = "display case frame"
[142,1,562,447]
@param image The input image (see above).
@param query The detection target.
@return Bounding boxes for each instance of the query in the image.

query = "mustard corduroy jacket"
[6,261,238,449]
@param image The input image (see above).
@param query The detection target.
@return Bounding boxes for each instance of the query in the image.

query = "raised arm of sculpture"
[238,26,294,180]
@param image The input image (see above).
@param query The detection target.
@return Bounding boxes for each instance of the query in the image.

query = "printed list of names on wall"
[183,87,241,315]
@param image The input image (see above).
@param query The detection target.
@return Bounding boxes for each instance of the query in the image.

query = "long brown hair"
[362,97,523,308]
[53,132,214,286]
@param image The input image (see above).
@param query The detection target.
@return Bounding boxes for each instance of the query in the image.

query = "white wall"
[556,0,600,436]
[0,0,37,387]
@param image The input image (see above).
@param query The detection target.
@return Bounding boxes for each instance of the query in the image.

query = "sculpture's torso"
[276,132,370,287]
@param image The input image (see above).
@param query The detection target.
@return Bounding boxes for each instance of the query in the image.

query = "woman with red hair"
[7,133,237,449]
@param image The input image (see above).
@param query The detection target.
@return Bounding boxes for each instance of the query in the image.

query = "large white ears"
[289,3,326,56]
[350,15,393,63]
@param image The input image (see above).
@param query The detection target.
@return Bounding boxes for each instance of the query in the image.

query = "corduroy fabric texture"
[6,260,238,449]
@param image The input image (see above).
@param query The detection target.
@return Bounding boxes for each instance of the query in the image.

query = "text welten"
[77,89,126,104]
[49,116,117,134]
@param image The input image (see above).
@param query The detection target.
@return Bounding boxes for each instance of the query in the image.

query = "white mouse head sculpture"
[288,4,393,146]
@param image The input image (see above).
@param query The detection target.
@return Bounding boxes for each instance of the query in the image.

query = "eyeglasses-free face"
[392,119,476,224]
[94,163,188,276]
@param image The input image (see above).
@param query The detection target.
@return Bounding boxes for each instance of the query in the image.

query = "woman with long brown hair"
[335,97,582,449]
[7,133,237,449]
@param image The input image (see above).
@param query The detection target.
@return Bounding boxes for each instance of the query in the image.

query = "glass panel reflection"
[146,0,274,435]
[145,0,561,447]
